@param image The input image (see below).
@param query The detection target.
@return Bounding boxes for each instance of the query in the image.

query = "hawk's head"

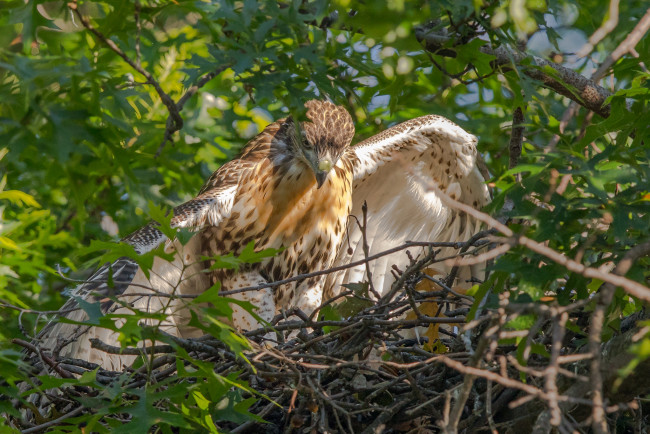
[291,100,355,188]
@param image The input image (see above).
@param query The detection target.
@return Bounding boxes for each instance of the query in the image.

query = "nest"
[7,241,650,433]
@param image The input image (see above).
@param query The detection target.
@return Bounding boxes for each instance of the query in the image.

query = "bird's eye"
[301,131,312,148]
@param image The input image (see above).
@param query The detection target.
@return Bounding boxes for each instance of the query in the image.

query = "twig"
[576,0,620,58]
[220,240,484,296]
[13,339,74,379]
[546,310,568,426]
[418,179,650,302]
[134,0,142,68]
[549,7,650,149]
[360,202,381,299]
[22,406,85,434]
[486,380,498,434]
[445,326,491,433]
[591,8,650,81]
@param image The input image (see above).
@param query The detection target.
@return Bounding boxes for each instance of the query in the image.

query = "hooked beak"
[315,158,333,189]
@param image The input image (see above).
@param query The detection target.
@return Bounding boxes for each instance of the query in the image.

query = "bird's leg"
[225,272,275,342]
[283,276,324,340]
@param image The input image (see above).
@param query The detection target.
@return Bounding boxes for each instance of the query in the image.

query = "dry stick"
[444,228,496,287]
[486,379,498,434]
[415,27,612,119]
[21,406,85,434]
[12,339,74,379]
[443,242,509,267]
[220,240,481,296]
[37,239,480,327]
[418,178,650,302]
[588,240,650,434]
[444,324,492,433]
[360,201,381,299]
[546,310,569,427]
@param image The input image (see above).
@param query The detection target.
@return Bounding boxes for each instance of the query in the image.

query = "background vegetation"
[1,0,650,432]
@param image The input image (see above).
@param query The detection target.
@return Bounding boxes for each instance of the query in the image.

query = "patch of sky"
[353,40,369,53]
[456,83,494,105]
[369,94,390,113]
[354,76,379,87]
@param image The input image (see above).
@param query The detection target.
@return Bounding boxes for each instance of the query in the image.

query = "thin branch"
[415,26,613,118]
[68,1,182,132]
[13,339,74,379]
[220,240,486,296]
[576,0,620,58]
[549,7,650,149]
[67,0,231,157]
[417,177,650,302]
[134,0,142,68]
[22,406,85,434]
[360,202,381,299]
[592,8,650,81]
[156,64,232,156]
[445,325,491,433]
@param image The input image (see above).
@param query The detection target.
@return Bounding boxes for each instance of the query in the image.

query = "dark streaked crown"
[302,100,355,154]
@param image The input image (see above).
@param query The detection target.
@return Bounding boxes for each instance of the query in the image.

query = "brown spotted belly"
[201,164,352,309]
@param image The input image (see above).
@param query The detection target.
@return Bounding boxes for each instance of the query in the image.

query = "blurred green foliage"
[1,0,650,430]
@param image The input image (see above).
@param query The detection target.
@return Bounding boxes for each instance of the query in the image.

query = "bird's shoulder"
[345,114,478,182]
[198,118,289,195]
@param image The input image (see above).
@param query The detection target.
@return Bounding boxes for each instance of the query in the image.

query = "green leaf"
[192,282,222,304]
[73,296,104,325]
[0,189,40,208]
[336,282,374,317]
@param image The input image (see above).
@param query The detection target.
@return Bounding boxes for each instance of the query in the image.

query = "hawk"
[33,100,489,370]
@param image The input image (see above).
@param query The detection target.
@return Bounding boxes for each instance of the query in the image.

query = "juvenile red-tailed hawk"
[33,100,489,370]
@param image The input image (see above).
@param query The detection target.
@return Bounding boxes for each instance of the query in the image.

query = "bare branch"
[415,27,613,118]
[576,0,620,58]
[418,178,650,302]
[549,7,650,149]
[592,8,650,81]
[156,64,232,156]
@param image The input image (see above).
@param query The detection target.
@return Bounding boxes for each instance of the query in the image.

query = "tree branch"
[415,26,613,118]
[509,106,524,172]
[68,0,230,157]
[409,168,650,302]
[68,1,183,132]
[156,64,232,157]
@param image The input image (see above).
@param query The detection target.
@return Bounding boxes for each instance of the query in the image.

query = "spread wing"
[33,160,244,358]
[325,115,490,299]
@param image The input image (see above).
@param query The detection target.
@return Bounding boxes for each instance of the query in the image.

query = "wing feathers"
[327,115,490,299]
[348,115,478,183]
